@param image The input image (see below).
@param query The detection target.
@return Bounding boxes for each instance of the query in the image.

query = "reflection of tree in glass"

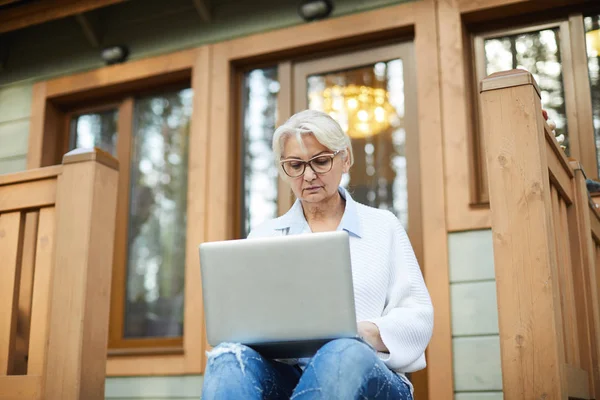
[124,88,192,338]
[485,29,569,153]
[242,68,279,237]
[71,110,118,156]
[586,15,600,176]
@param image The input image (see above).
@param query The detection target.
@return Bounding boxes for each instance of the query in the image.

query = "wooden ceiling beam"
[0,0,127,34]
[191,0,211,23]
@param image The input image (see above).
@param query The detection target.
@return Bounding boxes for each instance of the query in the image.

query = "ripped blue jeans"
[202,338,412,399]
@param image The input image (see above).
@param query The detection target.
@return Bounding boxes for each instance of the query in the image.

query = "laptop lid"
[199,231,357,358]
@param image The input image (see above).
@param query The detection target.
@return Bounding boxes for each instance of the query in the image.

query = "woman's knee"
[314,338,375,368]
[205,342,259,373]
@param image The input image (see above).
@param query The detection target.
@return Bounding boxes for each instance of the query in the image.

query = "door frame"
[291,41,423,268]
[214,2,449,399]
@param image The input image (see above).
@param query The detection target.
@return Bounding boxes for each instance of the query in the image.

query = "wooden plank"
[0,178,56,213]
[0,0,127,34]
[0,212,25,375]
[276,61,294,217]
[45,48,197,99]
[414,1,451,399]
[437,0,491,232]
[183,46,211,374]
[222,2,416,62]
[570,165,600,397]
[546,141,573,205]
[44,152,118,400]
[558,193,580,367]
[28,86,63,169]
[107,98,133,351]
[590,205,600,244]
[27,207,56,376]
[458,0,531,13]
[62,147,119,171]
[0,375,42,400]
[207,44,234,244]
[569,14,598,180]
[0,165,61,186]
[106,354,187,376]
[13,211,39,375]
[558,20,584,172]
[551,186,570,364]
[481,71,567,399]
[565,364,590,400]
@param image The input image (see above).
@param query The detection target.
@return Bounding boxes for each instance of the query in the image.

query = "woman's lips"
[304,186,321,192]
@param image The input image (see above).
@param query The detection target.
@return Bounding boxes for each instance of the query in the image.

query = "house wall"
[448,229,502,400]
[105,376,203,400]
[0,83,32,173]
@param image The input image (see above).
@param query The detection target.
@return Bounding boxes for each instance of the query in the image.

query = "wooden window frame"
[439,0,594,233]
[27,47,211,376]
[470,17,596,205]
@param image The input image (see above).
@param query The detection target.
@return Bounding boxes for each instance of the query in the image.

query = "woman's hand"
[357,321,388,353]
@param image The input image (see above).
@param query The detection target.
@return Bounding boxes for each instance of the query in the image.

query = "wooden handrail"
[481,69,600,399]
[0,147,119,400]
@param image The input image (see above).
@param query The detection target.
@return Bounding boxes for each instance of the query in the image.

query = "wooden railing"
[0,148,119,400]
[481,69,600,400]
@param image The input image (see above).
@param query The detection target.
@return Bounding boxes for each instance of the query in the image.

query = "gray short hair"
[272,109,354,166]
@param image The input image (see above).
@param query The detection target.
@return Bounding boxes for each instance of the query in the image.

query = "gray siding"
[448,229,503,400]
[105,376,203,399]
[0,83,32,174]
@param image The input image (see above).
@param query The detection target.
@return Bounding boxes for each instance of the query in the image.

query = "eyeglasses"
[280,150,342,178]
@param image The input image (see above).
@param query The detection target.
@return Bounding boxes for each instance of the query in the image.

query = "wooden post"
[480,70,567,399]
[571,163,600,397]
[43,148,119,400]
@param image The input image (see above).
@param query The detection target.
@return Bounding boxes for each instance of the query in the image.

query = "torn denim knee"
[206,342,247,375]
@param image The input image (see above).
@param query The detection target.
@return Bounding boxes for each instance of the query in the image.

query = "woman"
[202,110,433,399]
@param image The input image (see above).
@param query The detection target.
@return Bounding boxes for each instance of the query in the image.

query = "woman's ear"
[342,148,351,173]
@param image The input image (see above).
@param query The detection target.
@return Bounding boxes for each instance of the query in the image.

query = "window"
[585,14,600,177]
[472,19,596,202]
[305,60,410,227]
[483,28,568,152]
[240,68,279,237]
[68,87,193,350]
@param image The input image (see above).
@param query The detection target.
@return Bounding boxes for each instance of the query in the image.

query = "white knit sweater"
[248,187,434,375]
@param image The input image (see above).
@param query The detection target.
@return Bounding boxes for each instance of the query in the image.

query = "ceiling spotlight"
[101,45,129,65]
[298,0,334,22]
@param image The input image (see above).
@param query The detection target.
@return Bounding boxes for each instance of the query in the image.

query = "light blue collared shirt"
[250,187,362,239]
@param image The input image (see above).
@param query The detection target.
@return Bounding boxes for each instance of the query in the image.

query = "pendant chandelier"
[312,84,400,139]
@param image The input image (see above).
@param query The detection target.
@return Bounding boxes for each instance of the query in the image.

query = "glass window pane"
[124,88,193,338]
[307,60,409,228]
[484,28,568,154]
[585,15,600,176]
[241,68,279,237]
[69,110,118,156]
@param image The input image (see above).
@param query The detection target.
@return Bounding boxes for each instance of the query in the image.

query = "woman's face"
[281,133,349,204]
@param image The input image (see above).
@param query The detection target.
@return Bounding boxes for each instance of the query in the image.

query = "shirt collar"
[273,187,362,238]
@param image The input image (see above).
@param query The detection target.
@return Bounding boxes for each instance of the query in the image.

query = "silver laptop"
[199,231,357,358]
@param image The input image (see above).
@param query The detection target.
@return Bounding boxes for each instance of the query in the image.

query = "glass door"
[292,42,422,258]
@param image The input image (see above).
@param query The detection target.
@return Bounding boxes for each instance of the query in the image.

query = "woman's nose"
[303,166,316,181]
